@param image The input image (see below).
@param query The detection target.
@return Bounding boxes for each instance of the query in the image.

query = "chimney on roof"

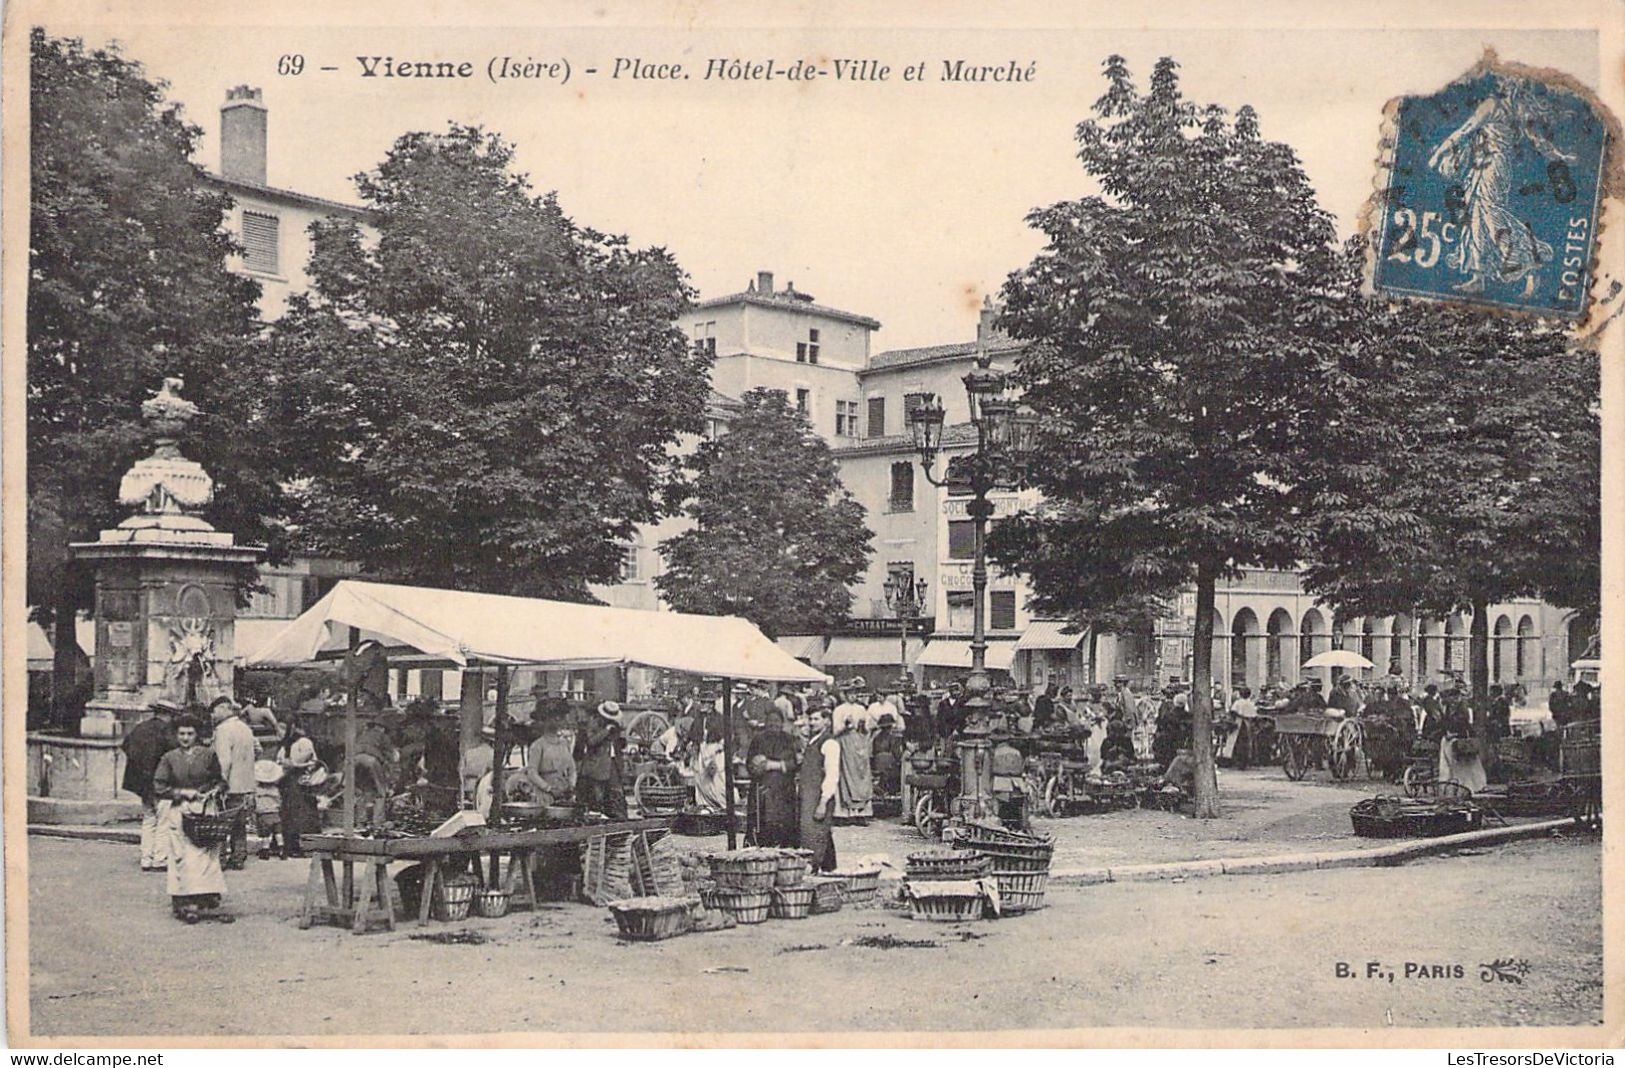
[756,271,774,295]
[220,85,267,185]
[977,295,999,341]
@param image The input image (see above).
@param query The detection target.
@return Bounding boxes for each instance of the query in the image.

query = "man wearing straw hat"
[577,701,627,819]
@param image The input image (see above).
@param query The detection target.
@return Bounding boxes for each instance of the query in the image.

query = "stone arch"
[1267,608,1295,687]
[1210,609,1230,692]
[1231,607,1261,692]
[1493,614,1515,685]
[1300,608,1331,690]
[1516,614,1537,681]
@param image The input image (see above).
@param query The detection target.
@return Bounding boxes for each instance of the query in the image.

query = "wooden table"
[300,818,676,933]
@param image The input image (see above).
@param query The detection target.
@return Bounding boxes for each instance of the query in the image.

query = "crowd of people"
[119,696,327,923]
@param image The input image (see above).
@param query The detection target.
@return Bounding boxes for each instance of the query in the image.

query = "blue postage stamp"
[1372,60,1609,319]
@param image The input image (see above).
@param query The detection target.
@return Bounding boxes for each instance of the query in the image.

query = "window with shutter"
[948,520,975,560]
[868,397,886,437]
[888,462,914,512]
[991,591,1017,630]
[241,210,280,274]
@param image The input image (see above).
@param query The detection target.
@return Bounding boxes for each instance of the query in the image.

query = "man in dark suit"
[122,701,179,872]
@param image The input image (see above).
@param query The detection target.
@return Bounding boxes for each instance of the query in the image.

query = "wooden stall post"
[490,665,510,830]
[723,679,736,851]
[343,627,359,833]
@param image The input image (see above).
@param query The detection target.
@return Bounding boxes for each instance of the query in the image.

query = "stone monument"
[70,377,264,735]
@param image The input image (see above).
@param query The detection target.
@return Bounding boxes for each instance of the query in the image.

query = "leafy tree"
[28,31,278,727]
[1300,279,1599,701]
[267,125,711,600]
[989,57,1345,816]
[656,388,872,638]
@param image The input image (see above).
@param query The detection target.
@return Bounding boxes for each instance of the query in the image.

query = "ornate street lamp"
[883,572,929,693]
[907,348,1042,729]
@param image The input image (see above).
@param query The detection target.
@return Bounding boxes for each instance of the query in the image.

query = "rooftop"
[691,288,882,331]
[865,335,1025,373]
[831,421,981,456]
[202,172,374,220]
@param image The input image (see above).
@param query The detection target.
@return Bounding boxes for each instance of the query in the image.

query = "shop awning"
[1015,620,1088,652]
[775,635,827,663]
[916,640,1016,672]
[244,580,828,683]
[821,635,924,667]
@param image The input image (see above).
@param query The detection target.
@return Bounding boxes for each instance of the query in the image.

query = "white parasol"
[1302,650,1375,669]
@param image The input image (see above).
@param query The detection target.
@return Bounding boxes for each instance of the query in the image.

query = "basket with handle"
[809,877,845,914]
[181,793,241,848]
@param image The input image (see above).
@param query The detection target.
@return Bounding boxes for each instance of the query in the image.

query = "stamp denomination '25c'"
[1373,59,1609,319]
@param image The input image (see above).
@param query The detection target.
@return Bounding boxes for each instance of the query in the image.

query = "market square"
[10,7,1611,1047]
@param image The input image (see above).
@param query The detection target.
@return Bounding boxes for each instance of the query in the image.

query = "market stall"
[247,580,827,931]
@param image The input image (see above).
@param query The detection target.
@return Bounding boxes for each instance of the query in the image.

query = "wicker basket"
[830,868,882,905]
[1485,780,1583,818]
[774,854,809,887]
[907,849,993,881]
[181,803,243,848]
[998,888,1048,914]
[992,869,1050,895]
[957,821,1052,848]
[638,784,693,813]
[711,888,772,924]
[908,892,986,923]
[607,896,696,941]
[709,849,782,891]
[955,843,1053,873]
[475,888,512,918]
[432,873,480,922]
[809,878,845,914]
[769,885,816,919]
[1350,796,1483,839]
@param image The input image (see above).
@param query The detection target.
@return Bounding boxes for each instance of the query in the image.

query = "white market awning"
[821,636,924,667]
[917,640,1016,672]
[234,618,308,666]
[244,580,828,684]
[775,635,828,664]
[1015,620,1088,652]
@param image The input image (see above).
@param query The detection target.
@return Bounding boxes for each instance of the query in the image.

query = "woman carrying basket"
[151,716,233,924]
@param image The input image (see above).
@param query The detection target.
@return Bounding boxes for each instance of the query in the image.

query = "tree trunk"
[49,588,81,734]
[1470,597,1491,741]
[1189,564,1220,818]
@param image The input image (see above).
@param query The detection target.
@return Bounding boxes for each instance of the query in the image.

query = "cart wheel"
[1402,764,1431,798]
[913,791,943,840]
[1043,775,1064,819]
[1282,736,1307,781]
[1329,721,1361,781]
[633,770,667,812]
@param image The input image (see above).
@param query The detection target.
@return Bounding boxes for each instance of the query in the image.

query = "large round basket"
[607,896,697,941]
[774,853,809,887]
[992,869,1050,913]
[709,848,782,891]
[475,888,512,918]
[711,888,773,924]
[907,849,992,881]
[1349,796,1482,839]
[769,885,816,919]
[432,874,480,922]
[829,868,882,905]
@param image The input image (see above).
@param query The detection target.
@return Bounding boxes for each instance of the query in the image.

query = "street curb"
[1048,817,1580,886]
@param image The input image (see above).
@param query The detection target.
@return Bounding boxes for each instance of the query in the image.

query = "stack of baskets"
[1350,796,1482,838]
[607,896,698,941]
[902,849,995,923]
[706,848,781,924]
[952,822,1054,914]
[775,850,810,887]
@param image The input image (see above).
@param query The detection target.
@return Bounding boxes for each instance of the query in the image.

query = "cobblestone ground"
[26,827,1600,1039]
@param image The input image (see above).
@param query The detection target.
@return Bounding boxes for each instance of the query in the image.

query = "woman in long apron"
[747,708,801,846]
[152,717,229,923]
[798,707,841,872]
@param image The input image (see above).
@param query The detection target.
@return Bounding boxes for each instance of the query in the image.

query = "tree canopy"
[990,56,1347,815]
[655,388,872,638]
[266,125,712,600]
[28,30,280,722]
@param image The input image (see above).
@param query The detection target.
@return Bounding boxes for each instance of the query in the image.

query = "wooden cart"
[1269,712,1367,781]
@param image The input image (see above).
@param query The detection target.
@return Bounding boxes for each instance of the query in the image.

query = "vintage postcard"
[3,0,1620,1050]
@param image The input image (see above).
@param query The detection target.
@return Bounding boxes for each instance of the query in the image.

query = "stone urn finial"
[118,374,214,518]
